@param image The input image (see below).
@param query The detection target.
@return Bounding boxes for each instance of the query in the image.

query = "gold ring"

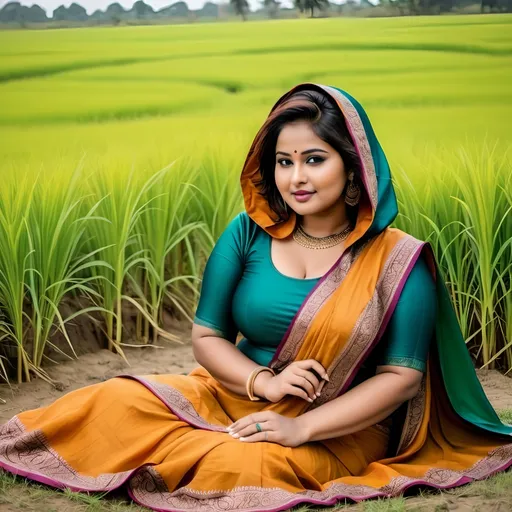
[264,431,268,441]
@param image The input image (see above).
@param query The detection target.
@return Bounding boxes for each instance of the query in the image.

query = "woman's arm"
[296,365,422,442]
[192,323,273,397]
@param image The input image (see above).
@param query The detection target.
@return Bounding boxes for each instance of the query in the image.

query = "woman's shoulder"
[224,211,263,238]
[219,211,264,258]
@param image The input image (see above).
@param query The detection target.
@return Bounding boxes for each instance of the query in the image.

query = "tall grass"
[0,144,510,383]
[393,145,512,372]
[0,15,510,382]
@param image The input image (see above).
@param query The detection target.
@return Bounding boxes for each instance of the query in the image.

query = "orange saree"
[1,83,511,512]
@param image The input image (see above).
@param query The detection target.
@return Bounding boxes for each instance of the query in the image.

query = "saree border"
[396,372,428,455]
[270,242,368,371]
[0,416,134,492]
[119,375,227,432]
[313,235,424,407]
[317,84,379,210]
[128,443,512,512]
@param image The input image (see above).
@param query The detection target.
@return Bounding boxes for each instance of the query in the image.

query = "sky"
[0,0,271,14]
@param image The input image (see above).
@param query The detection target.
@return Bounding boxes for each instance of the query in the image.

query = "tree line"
[0,0,510,26]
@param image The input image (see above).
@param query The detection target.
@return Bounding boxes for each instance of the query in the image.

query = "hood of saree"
[1,84,511,512]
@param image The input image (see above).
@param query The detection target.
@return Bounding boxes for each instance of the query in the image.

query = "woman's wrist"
[294,414,313,444]
[253,371,274,400]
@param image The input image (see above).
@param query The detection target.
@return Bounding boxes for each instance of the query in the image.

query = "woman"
[1,83,511,512]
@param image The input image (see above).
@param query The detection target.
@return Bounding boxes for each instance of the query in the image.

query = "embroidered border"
[2,406,512,512]
[0,416,132,491]
[119,376,227,433]
[313,236,422,407]
[396,374,427,455]
[318,84,378,211]
[129,443,512,512]
[270,242,367,372]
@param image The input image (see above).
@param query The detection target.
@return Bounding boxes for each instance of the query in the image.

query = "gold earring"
[345,172,361,207]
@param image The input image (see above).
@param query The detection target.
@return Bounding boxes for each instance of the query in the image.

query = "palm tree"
[295,0,330,17]
[230,0,249,20]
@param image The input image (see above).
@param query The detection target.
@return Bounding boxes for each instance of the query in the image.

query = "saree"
[1,83,511,512]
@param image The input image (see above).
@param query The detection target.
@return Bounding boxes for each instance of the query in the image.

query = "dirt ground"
[1,322,511,423]
[0,323,511,512]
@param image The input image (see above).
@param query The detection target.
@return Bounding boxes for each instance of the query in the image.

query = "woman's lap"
[4,374,389,491]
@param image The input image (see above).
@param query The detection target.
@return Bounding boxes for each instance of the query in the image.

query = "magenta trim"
[0,458,138,493]
[320,85,375,211]
[338,244,426,396]
[270,247,350,365]
[118,375,226,432]
[124,457,512,512]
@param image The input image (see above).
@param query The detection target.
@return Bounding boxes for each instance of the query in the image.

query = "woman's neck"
[299,202,349,238]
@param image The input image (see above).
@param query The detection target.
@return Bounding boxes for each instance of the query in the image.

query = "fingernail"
[232,433,239,439]
[316,392,321,397]
[308,398,313,403]
[239,437,246,441]
[324,374,329,381]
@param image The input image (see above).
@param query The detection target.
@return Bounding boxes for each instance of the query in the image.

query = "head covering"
[240,83,398,247]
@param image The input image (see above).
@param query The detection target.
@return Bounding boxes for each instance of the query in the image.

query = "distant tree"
[67,2,88,20]
[52,5,68,20]
[27,4,48,22]
[106,2,125,17]
[0,1,23,22]
[0,1,48,23]
[199,1,220,16]
[230,0,249,20]
[105,2,125,24]
[159,1,189,16]
[133,0,154,18]
[295,0,329,17]
[262,0,281,18]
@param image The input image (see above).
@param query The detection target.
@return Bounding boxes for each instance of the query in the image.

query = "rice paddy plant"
[0,174,34,383]
[394,145,512,371]
[130,160,205,343]
[82,166,175,356]
[23,166,113,372]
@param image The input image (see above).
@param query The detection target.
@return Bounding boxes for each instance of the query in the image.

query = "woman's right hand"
[258,360,329,403]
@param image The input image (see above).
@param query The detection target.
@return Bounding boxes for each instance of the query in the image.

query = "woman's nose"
[290,163,308,185]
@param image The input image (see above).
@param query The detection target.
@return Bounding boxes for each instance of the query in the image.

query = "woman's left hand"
[227,411,309,447]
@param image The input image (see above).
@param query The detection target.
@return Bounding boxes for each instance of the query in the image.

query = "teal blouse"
[194,213,436,377]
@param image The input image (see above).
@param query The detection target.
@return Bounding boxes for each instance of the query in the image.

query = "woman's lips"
[293,192,315,203]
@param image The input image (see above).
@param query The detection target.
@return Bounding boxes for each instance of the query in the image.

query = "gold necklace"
[292,223,352,250]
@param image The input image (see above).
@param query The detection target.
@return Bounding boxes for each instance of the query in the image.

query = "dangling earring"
[345,172,361,207]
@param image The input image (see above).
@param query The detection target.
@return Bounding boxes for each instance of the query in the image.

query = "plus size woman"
[1,84,511,512]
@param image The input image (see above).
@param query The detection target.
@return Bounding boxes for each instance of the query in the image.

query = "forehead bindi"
[276,123,329,153]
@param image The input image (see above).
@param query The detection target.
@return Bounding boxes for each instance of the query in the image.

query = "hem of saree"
[0,416,136,492]
[126,445,512,512]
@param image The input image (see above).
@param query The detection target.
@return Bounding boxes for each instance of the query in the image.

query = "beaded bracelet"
[246,366,276,401]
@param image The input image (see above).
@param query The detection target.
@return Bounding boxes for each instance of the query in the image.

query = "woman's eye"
[277,159,292,166]
[307,156,324,164]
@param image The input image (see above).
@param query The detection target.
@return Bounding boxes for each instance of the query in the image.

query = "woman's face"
[274,121,348,217]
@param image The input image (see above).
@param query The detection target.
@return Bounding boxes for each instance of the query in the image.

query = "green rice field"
[0,14,511,383]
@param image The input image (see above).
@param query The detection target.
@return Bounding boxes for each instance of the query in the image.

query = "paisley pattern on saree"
[129,444,512,512]
[0,416,132,491]
[317,84,378,210]
[396,373,427,455]
[312,235,424,408]
[270,242,368,372]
